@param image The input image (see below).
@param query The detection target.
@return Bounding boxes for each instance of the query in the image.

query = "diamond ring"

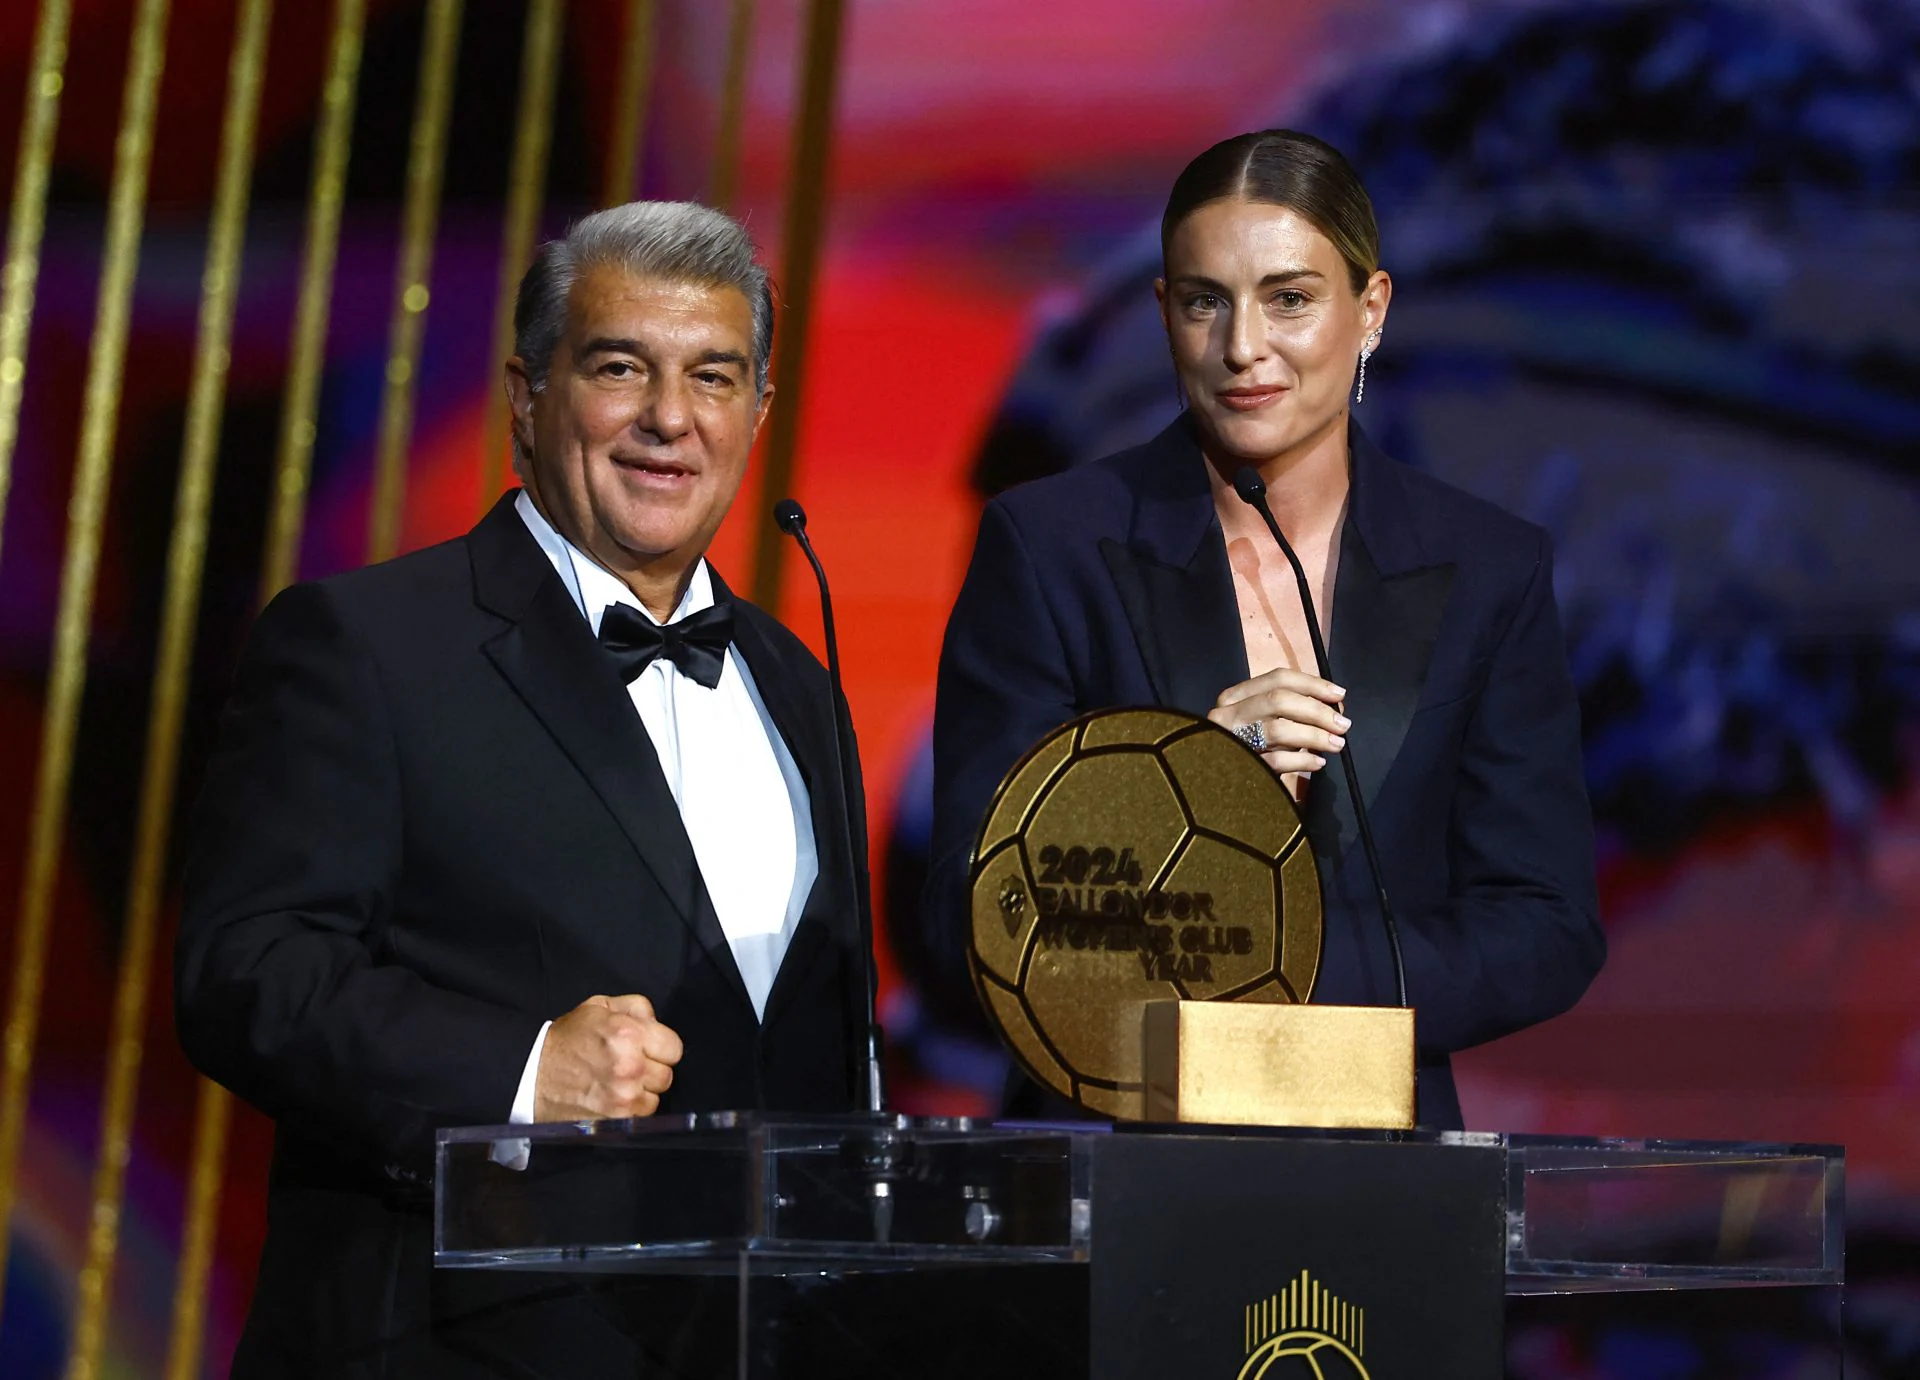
[1233,720,1268,752]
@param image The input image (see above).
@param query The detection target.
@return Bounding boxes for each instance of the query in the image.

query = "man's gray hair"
[514,201,775,399]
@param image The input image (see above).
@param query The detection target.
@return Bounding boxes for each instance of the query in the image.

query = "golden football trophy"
[967,707,1413,1128]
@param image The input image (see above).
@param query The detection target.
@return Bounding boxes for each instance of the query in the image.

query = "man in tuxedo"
[176,202,867,1374]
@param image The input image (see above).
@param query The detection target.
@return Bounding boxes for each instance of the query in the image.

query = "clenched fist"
[533,993,684,1121]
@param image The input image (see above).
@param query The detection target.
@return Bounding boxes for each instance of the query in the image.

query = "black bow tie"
[597,601,735,689]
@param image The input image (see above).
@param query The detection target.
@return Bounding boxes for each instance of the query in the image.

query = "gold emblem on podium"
[1239,1271,1371,1380]
[967,708,1322,1118]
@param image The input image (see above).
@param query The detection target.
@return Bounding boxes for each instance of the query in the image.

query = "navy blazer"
[927,416,1605,1129]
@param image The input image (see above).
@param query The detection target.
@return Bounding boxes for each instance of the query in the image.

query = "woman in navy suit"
[927,130,1606,1129]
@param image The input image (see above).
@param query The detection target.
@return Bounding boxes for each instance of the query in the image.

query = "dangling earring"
[1355,329,1381,403]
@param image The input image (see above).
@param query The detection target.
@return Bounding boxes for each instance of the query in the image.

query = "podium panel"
[1086,1131,1505,1377]
[436,1115,1842,1379]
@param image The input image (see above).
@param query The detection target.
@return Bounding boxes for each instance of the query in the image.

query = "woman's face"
[1157,198,1390,468]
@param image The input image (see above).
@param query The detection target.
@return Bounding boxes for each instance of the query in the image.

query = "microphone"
[1230,466,1409,1010]
[774,499,886,1113]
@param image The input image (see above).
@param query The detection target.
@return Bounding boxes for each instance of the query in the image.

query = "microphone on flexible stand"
[1230,467,1409,1010]
[773,499,886,1114]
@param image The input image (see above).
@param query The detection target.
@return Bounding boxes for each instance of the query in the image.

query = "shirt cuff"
[510,1020,553,1124]
[490,1021,552,1173]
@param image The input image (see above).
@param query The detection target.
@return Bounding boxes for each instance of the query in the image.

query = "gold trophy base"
[1141,1000,1416,1130]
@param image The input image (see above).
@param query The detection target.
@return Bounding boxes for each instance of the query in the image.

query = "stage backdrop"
[0,1,1915,1376]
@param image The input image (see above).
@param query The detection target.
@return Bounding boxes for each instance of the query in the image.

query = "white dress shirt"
[505,491,816,1126]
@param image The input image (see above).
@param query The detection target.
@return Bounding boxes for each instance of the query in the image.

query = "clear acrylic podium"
[435,1114,1842,1378]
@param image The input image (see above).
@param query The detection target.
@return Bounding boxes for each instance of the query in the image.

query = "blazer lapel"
[469,495,754,1014]
[1306,428,1456,865]
[1102,418,1248,716]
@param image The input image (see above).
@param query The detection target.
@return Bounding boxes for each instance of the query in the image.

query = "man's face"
[507,265,771,584]
[1156,198,1389,467]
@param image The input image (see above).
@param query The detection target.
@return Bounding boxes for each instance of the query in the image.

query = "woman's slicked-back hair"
[1161,130,1380,292]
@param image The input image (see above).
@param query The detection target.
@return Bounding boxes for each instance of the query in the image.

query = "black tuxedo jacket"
[928,417,1605,1128]
[176,493,865,1375]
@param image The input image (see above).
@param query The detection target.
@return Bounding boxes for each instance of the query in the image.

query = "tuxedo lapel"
[720,576,834,802]
[1306,429,1456,866]
[468,496,755,1014]
[1102,418,1249,716]
[718,583,857,1033]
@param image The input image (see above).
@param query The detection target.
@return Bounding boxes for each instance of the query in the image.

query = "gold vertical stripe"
[163,1082,231,1380]
[170,4,367,1373]
[258,0,367,600]
[477,0,564,509]
[708,0,754,212]
[748,0,846,609]
[601,0,656,205]
[61,3,271,1374]
[366,0,464,564]
[0,0,73,569]
[0,0,171,1323]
